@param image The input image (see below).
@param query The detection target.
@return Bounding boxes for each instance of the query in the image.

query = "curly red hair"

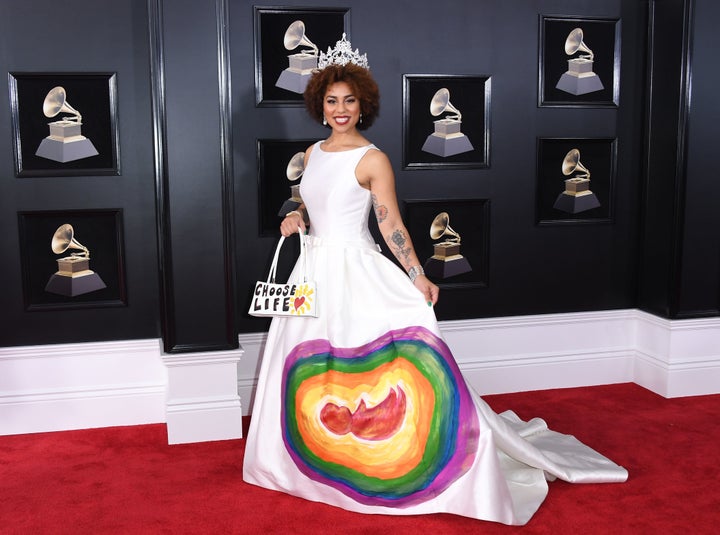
[304,64,380,130]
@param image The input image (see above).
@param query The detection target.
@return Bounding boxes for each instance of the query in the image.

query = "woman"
[243,47,627,525]
[281,63,437,308]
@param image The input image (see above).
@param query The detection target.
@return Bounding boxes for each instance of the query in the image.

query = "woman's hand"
[280,211,306,237]
[414,274,439,306]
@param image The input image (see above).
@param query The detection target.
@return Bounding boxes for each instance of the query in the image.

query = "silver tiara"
[318,33,369,70]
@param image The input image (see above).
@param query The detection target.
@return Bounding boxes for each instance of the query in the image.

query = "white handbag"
[248,231,317,318]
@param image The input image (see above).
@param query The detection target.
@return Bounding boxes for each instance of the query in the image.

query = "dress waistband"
[305,235,381,252]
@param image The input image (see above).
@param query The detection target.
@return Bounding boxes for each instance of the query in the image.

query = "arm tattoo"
[389,229,413,267]
[371,194,388,223]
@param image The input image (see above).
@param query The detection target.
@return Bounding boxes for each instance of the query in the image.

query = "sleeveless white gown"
[243,141,628,525]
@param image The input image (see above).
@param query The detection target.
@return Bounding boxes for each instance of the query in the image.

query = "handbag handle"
[267,229,307,284]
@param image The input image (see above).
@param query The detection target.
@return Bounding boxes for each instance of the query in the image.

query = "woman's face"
[323,81,361,132]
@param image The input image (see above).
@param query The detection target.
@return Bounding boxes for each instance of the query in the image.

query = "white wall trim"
[2,309,719,439]
[0,339,166,436]
[633,311,720,397]
[162,348,245,444]
[237,309,719,414]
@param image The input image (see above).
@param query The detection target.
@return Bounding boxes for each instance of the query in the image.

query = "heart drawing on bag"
[289,283,314,315]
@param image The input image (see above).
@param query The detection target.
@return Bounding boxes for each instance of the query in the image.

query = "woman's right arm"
[280,204,307,236]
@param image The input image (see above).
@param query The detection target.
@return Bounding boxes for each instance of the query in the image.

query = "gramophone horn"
[430,88,462,121]
[286,152,305,182]
[51,224,90,258]
[564,28,594,60]
[42,86,82,122]
[562,148,590,180]
[284,20,319,55]
[430,212,461,243]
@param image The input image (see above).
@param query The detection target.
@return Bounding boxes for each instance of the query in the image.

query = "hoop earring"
[323,115,327,126]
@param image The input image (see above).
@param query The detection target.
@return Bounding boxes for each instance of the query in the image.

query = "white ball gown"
[243,141,628,525]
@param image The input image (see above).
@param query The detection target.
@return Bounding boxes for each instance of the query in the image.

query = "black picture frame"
[17,209,127,310]
[402,74,491,170]
[536,137,617,225]
[257,138,320,236]
[253,6,350,107]
[538,16,621,107]
[404,199,490,289]
[8,72,120,177]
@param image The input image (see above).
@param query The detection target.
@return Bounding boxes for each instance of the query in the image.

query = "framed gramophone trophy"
[536,137,616,225]
[402,74,490,170]
[538,16,620,107]
[44,224,107,297]
[555,28,604,96]
[404,199,490,289]
[277,151,305,215]
[35,86,99,163]
[421,88,474,157]
[553,148,601,214]
[275,21,319,94]
[8,72,120,177]
[257,139,319,236]
[423,212,473,279]
[18,209,127,310]
[253,7,349,106]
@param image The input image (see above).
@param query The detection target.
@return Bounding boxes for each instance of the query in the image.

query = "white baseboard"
[163,349,245,444]
[438,310,638,395]
[2,309,719,439]
[0,339,166,435]
[238,309,720,414]
[634,311,720,397]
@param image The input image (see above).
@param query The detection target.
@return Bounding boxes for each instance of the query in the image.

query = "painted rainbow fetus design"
[282,326,479,507]
[319,385,407,440]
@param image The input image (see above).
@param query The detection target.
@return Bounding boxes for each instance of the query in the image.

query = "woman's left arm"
[359,150,439,305]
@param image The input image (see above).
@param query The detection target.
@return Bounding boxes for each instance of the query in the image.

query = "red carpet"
[1,383,718,534]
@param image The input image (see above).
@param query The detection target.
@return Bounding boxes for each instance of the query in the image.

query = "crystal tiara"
[318,33,369,70]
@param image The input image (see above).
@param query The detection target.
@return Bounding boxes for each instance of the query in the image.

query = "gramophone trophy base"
[556,59,604,96]
[421,133,474,157]
[44,258,106,297]
[423,256,473,279]
[275,54,318,94]
[423,243,472,279]
[278,198,302,216]
[553,191,601,214]
[45,272,107,296]
[275,70,313,94]
[278,184,303,215]
[35,121,99,163]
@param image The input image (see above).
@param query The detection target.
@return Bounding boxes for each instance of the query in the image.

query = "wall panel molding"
[639,0,695,318]
[147,0,237,353]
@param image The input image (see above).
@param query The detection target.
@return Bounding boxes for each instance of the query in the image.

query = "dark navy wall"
[0,0,159,346]
[232,0,645,334]
[638,0,720,318]
[0,0,716,350]
[676,0,720,316]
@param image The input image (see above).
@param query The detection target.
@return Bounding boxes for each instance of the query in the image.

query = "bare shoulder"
[303,143,316,166]
[362,146,391,168]
[357,147,393,187]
